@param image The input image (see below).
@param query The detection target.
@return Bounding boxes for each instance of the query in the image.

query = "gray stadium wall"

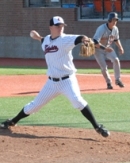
[0,0,130,68]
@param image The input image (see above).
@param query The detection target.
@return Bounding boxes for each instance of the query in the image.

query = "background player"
[0,16,110,137]
[93,12,124,89]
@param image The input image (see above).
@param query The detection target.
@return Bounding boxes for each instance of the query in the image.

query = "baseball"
[30,31,34,38]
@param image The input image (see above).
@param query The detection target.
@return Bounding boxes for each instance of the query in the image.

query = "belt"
[49,76,69,82]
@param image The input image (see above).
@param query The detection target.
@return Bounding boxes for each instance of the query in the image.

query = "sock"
[81,105,99,129]
[12,108,29,124]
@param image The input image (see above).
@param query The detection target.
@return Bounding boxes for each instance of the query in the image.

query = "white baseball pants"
[23,74,87,115]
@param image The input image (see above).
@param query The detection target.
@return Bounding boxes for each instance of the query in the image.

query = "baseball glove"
[79,38,95,57]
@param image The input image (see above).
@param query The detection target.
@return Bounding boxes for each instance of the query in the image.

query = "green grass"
[0,92,130,133]
[0,67,47,75]
[0,66,130,75]
[77,68,130,74]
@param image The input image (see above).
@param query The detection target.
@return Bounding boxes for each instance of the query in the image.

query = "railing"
[23,0,130,20]
[79,0,125,20]
[24,0,76,7]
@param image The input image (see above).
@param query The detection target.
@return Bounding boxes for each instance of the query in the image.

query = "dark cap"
[108,12,119,22]
[50,16,67,26]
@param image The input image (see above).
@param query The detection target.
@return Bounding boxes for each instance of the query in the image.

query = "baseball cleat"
[96,125,110,137]
[107,83,113,89]
[0,119,15,129]
[115,80,124,88]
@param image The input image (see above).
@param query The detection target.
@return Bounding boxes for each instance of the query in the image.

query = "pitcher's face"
[50,24,65,36]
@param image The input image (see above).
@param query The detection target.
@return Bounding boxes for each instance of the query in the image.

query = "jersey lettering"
[45,45,58,54]
[108,35,115,45]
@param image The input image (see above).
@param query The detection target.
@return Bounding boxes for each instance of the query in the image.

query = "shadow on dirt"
[0,128,99,142]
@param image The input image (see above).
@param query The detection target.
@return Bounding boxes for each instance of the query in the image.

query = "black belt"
[49,76,69,82]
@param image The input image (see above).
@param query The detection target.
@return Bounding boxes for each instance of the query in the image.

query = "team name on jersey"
[45,45,58,54]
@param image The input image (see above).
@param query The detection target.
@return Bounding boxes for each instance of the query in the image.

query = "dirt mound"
[0,126,130,163]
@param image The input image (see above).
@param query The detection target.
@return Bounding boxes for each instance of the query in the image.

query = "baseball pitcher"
[0,16,110,137]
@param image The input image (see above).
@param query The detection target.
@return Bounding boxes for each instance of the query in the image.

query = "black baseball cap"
[50,16,67,26]
[108,12,119,22]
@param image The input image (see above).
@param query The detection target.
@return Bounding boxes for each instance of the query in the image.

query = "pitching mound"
[0,126,130,163]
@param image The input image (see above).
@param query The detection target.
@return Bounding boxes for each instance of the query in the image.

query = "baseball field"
[0,67,130,163]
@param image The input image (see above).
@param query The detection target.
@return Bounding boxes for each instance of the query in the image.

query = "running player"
[93,12,124,89]
[0,16,110,137]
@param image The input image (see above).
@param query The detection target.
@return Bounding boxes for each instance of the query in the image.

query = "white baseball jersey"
[23,33,87,115]
[42,33,79,78]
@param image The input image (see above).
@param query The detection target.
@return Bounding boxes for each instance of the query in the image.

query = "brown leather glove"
[80,38,95,57]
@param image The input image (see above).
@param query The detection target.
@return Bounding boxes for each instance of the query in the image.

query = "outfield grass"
[0,67,47,75]
[0,66,130,75]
